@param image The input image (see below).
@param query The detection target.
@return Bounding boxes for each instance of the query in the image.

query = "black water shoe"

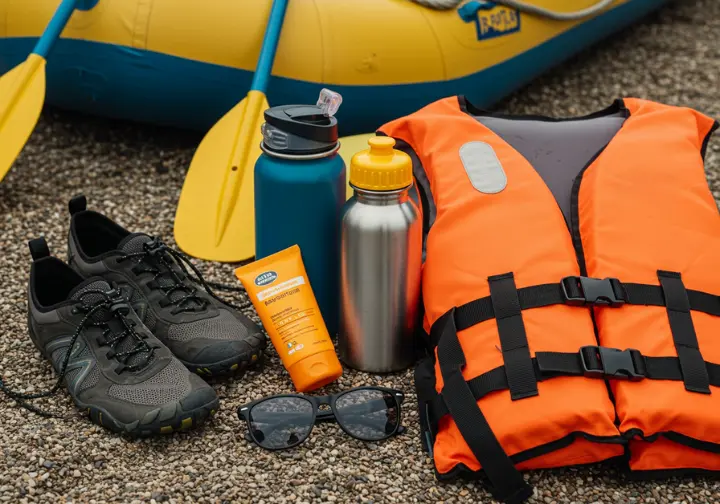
[66,195,266,377]
[6,238,220,435]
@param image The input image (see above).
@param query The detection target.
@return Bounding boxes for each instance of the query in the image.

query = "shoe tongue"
[118,233,153,254]
[69,278,113,304]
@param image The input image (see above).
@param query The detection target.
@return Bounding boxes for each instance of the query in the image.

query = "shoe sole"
[180,348,265,378]
[75,396,220,437]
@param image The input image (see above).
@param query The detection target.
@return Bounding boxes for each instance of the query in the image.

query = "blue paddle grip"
[250,0,289,93]
[32,0,82,59]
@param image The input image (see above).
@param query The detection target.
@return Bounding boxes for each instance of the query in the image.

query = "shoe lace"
[0,289,156,419]
[116,237,251,314]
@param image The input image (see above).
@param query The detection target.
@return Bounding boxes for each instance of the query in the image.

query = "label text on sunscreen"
[257,276,306,301]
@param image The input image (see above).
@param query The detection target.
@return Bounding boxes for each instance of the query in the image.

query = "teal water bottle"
[254,90,346,336]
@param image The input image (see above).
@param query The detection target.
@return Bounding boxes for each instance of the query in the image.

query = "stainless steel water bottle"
[339,137,422,372]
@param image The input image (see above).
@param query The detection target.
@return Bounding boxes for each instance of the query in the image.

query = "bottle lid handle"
[316,88,343,118]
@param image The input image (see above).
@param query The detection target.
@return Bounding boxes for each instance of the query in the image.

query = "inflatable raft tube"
[0,0,667,135]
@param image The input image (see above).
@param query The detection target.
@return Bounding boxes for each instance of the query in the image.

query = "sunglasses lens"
[335,389,399,441]
[248,397,314,449]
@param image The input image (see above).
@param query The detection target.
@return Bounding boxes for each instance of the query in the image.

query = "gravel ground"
[1,0,719,502]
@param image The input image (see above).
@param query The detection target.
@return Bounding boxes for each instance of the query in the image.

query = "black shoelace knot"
[115,237,249,314]
[72,288,156,373]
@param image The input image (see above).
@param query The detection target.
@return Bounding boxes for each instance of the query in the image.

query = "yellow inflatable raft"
[0,0,666,135]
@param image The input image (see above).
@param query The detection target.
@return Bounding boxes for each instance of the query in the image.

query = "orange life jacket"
[379,97,719,503]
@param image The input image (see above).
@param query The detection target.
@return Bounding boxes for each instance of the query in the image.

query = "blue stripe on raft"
[0,0,665,135]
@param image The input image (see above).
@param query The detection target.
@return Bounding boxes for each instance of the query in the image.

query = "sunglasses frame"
[237,386,405,451]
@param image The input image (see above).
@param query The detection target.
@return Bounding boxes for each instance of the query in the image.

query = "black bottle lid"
[262,105,339,155]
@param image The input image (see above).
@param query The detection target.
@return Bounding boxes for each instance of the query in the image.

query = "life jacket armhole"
[699,119,718,161]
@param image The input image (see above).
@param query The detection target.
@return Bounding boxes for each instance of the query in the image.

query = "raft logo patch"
[459,142,507,194]
[461,3,521,41]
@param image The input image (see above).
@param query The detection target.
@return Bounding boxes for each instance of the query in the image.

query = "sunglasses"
[237,387,406,450]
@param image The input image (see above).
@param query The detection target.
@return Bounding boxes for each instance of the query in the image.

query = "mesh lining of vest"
[107,359,190,405]
[473,113,626,228]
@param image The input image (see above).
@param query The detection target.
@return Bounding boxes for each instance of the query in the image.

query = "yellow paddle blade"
[0,54,47,182]
[175,90,268,262]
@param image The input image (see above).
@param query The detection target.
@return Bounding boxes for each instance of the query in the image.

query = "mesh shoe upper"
[108,359,191,405]
[167,309,249,342]
[27,259,217,426]
[67,204,266,370]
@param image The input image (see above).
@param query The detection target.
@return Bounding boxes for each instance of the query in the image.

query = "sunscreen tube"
[235,245,342,392]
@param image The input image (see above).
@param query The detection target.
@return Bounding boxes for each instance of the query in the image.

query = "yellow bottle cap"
[287,350,343,393]
[349,137,413,191]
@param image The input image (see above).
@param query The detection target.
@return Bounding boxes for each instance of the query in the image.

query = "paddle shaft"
[33,0,81,59]
[174,0,289,259]
[250,0,289,93]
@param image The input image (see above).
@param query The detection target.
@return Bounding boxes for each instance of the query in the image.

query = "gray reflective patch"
[459,142,507,194]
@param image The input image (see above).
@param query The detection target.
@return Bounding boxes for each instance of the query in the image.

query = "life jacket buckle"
[580,346,645,381]
[562,276,626,307]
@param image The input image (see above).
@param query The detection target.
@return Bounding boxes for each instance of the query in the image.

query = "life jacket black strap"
[429,282,566,347]
[488,273,538,400]
[429,275,720,348]
[657,271,711,394]
[428,347,720,430]
[623,282,720,316]
[436,310,533,504]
